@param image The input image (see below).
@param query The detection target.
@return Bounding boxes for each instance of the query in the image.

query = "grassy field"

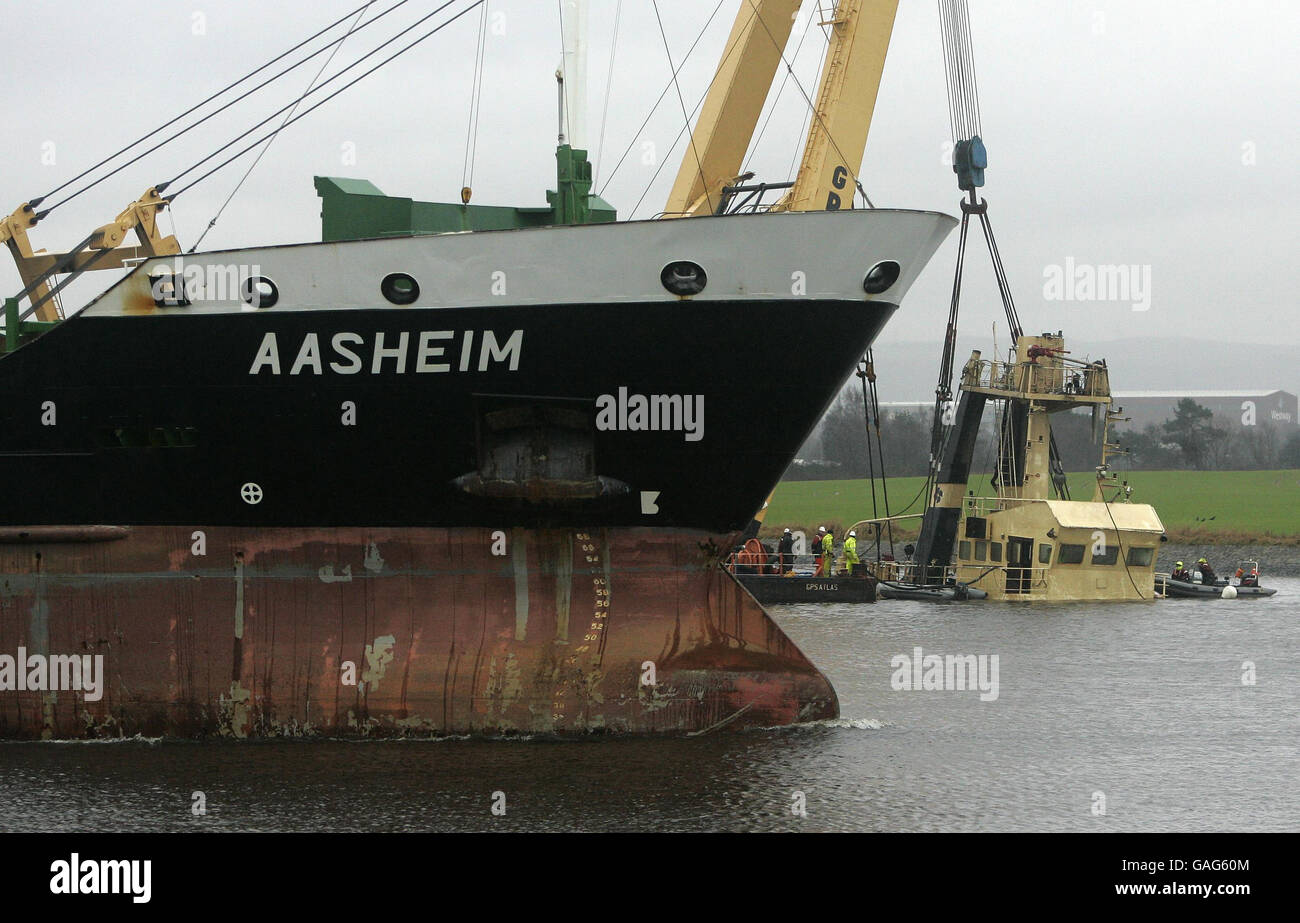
[763,470,1300,542]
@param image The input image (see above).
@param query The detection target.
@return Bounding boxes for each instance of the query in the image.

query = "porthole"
[147,267,190,307]
[863,260,901,295]
[381,272,420,305]
[660,261,707,297]
[241,276,279,309]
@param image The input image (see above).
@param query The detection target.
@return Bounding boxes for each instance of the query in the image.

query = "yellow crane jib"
[781,0,899,213]
[86,187,178,254]
[3,187,180,322]
[664,0,899,218]
[1,201,57,321]
[662,0,801,218]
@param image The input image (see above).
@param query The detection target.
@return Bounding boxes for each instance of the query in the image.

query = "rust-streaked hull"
[0,526,837,739]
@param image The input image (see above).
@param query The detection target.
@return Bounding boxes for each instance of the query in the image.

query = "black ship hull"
[0,209,956,737]
[0,299,893,531]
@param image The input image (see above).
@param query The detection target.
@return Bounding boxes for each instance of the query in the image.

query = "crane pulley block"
[953,135,987,190]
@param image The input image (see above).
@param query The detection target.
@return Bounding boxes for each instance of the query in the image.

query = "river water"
[2,578,1296,832]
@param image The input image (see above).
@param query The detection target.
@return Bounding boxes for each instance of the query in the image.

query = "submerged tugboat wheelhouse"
[0,0,953,737]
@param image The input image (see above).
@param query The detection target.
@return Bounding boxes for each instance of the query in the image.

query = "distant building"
[877,401,933,416]
[876,393,1300,431]
[1110,391,1297,430]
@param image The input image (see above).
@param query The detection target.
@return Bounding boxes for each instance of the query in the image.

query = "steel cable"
[188,2,377,252]
[39,0,419,217]
[166,1,482,200]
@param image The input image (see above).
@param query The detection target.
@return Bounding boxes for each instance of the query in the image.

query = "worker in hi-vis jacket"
[843,530,860,576]
[818,528,835,576]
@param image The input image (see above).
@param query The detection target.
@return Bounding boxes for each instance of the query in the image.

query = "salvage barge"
[0,1,953,737]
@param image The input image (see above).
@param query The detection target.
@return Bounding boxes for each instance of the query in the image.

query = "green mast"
[317,6,615,241]
[548,143,596,226]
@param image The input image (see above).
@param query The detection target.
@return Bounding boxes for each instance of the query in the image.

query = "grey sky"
[2,1,1296,350]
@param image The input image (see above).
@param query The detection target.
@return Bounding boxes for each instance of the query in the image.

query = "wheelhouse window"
[1091,545,1119,566]
[1058,544,1085,564]
[990,542,1003,562]
[1038,543,1053,565]
[1126,547,1155,567]
[959,540,972,560]
[974,540,987,562]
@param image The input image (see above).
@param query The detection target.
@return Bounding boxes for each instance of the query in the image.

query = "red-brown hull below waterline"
[0,526,838,739]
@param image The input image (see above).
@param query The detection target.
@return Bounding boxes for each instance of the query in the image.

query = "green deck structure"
[2,296,59,354]
[315,144,615,241]
[2,149,615,351]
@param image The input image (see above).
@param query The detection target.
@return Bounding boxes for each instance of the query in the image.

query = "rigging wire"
[747,3,876,206]
[165,1,483,201]
[626,1,756,217]
[923,200,973,501]
[742,1,819,175]
[12,0,479,312]
[31,0,393,210]
[188,2,377,253]
[592,0,623,187]
[937,0,981,143]
[920,0,1009,510]
[722,0,842,191]
[890,475,934,519]
[596,0,726,198]
[651,0,712,213]
[860,364,881,557]
[940,1,965,139]
[858,351,897,562]
[165,198,183,262]
[627,0,829,217]
[975,205,1022,337]
[40,0,419,218]
[1101,479,1149,600]
[785,103,813,182]
[869,371,896,556]
[936,0,957,142]
[461,0,490,192]
[957,0,983,137]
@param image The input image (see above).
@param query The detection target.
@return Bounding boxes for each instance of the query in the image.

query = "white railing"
[953,563,1052,594]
